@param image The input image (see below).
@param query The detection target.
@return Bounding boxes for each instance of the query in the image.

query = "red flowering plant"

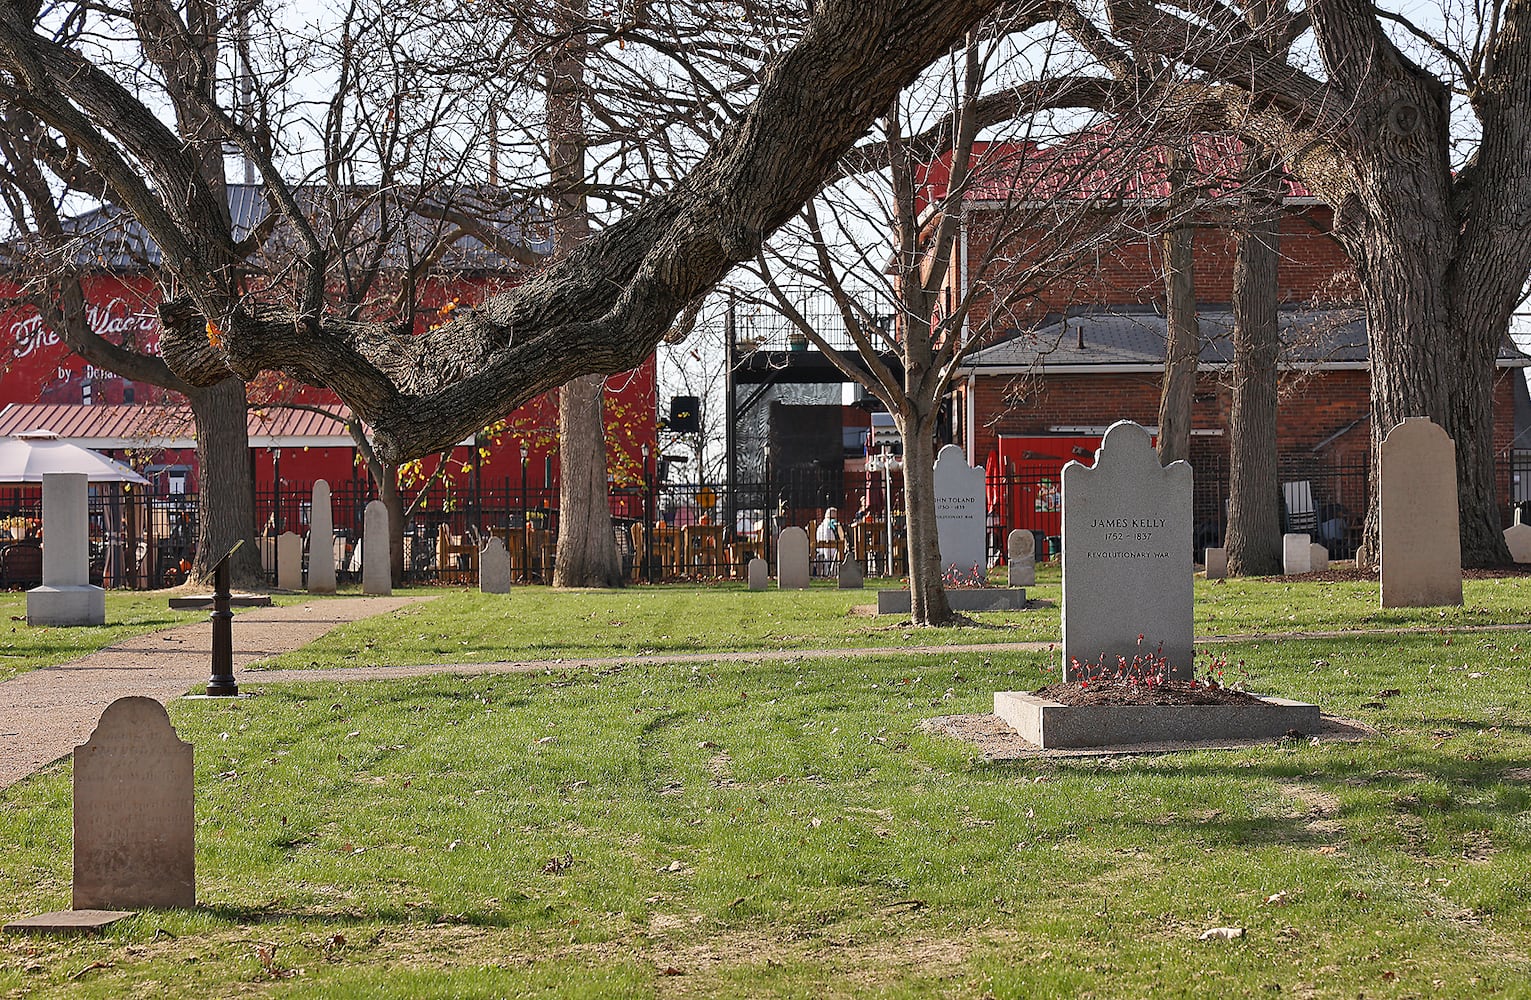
[1062,635,1246,692]
[941,562,988,589]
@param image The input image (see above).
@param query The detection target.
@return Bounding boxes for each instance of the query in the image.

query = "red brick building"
[923,140,1531,554]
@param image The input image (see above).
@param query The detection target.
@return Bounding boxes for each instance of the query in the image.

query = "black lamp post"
[205,540,244,696]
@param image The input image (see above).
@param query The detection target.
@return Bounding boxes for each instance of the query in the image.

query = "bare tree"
[752,21,1172,625]
[0,0,1022,485]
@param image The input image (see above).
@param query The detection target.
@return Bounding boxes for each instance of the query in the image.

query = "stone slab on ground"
[1283,533,1312,575]
[777,528,809,589]
[4,910,136,935]
[933,445,986,581]
[167,594,274,610]
[993,690,1321,750]
[0,596,431,790]
[1204,547,1227,580]
[1007,530,1036,587]
[877,588,1026,614]
[920,712,1373,760]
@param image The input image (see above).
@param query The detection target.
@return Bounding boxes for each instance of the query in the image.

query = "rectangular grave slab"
[877,588,1026,614]
[1061,421,1193,681]
[1204,547,1227,580]
[776,527,810,589]
[362,500,392,596]
[5,910,136,936]
[276,531,304,590]
[1282,533,1312,575]
[167,594,273,610]
[993,691,1320,749]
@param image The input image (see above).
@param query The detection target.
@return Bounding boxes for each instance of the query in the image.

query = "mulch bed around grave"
[1224,565,1531,584]
[1034,680,1267,707]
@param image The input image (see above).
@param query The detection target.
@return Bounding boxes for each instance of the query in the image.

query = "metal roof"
[0,403,356,449]
[959,306,1531,374]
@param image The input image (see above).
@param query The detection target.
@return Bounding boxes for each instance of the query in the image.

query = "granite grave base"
[992,690,1321,749]
[876,588,1026,615]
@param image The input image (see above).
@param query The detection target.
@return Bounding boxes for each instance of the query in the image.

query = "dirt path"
[0,596,430,789]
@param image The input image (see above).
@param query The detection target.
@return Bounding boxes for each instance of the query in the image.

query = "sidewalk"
[0,596,430,789]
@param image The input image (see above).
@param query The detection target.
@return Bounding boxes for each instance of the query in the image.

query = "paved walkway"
[0,596,430,789]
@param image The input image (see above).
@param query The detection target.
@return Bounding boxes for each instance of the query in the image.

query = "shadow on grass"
[198,902,531,928]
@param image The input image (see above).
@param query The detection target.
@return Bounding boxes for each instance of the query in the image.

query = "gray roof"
[962,306,1531,372]
[8,184,549,273]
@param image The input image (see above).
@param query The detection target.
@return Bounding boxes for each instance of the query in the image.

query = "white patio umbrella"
[0,429,150,484]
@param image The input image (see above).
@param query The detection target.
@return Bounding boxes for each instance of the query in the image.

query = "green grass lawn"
[250,567,1531,671]
[3,576,1531,996]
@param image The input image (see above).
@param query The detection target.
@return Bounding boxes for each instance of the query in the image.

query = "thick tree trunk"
[554,374,623,587]
[901,414,954,626]
[187,378,260,587]
[1225,155,1283,577]
[1156,154,1198,466]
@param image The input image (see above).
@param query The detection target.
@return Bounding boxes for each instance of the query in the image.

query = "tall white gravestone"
[276,531,303,590]
[308,480,337,594]
[27,472,105,626]
[1380,417,1463,608]
[776,527,810,589]
[1282,533,1312,575]
[1061,421,1193,681]
[361,500,392,596]
[933,445,987,582]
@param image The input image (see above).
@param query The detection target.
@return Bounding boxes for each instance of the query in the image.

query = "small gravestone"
[73,697,194,910]
[1007,529,1036,586]
[837,558,864,589]
[308,480,337,594]
[747,557,768,591]
[276,531,303,590]
[362,500,392,596]
[27,472,105,626]
[1505,508,1531,563]
[1355,542,1371,569]
[777,527,810,589]
[1059,421,1192,681]
[933,445,986,582]
[1204,547,1227,580]
[1309,543,1329,573]
[479,537,512,593]
[1381,417,1462,607]
[1282,533,1312,575]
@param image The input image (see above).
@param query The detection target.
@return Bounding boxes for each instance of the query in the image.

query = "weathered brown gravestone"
[73,697,194,909]
[1380,417,1462,608]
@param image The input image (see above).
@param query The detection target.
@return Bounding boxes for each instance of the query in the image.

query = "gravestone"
[479,537,512,593]
[747,557,768,591]
[777,527,810,589]
[1282,533,1312,575]
[1380,417,1463,607]
[1060,420,1192,681]
[1204,547,1227,580]
[308,480,337,594]
[837,558,864,589]
[1309,543,1329,573]
[933,445,986,582]
[73,697,194,909]
[1007,529,1036,587]
[276,531,303,590]
[1504,508,1531,563]
[362,500,392,596]
[27,472,105,626]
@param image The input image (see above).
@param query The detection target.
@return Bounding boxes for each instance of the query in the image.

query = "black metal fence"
[6,453,1530,590]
